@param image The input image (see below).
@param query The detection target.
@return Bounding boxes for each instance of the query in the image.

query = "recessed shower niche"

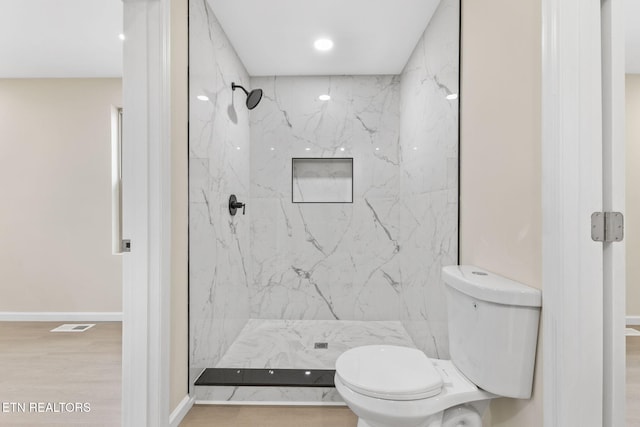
[189,0,460,403]
[292,158,353,203]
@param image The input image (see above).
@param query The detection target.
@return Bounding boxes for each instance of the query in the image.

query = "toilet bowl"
[334,265,542,427]
[334,345,493,427]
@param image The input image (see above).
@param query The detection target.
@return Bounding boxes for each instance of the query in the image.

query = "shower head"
[231,82,263,110]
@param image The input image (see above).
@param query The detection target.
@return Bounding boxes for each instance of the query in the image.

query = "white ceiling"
[625,0,640,74]
[0,0,122,78]
[207,0,441,76]
[0,0,639,78]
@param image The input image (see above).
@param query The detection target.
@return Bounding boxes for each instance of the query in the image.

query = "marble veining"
[248,75,403,325]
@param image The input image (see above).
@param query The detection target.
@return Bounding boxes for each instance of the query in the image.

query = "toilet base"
[357,417,442,427]
[355,414,444,427]
[354,403,484,427]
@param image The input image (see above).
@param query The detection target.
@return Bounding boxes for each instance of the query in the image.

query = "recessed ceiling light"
[314,38,334,51]
[446,93,458,100]
[318,94,331,101]
[413,147,418,151]
[305,148,311,151]
[236,146,241,150]
[197,95,209,101]
[119,33,125,41]
[270,147,275,151]
[340,147,345,152]
[375,147,380,151]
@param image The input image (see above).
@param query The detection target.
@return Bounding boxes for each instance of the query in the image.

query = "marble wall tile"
[398,0,460,358]
[400,0,459,197]
[248,75,405,325]
[189,0,252,376]
[249,198,403,321]
[249,76,401,200]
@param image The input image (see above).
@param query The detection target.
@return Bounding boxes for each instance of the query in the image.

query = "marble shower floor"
[215,319,417,370]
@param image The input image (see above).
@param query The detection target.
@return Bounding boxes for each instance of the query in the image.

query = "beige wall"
[0,78,122,313]
[627,74,640,317]
[460,0,542,425]
[170,0,190,413]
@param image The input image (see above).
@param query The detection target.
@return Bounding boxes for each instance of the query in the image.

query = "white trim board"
[627,316,640,326]
[121,0,172,425]
[0,312,122,322]
[169,395,195,427]
[601,0,626,425]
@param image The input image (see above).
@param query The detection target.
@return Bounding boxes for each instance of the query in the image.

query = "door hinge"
[121,239,132,252]
[591,212,624,242]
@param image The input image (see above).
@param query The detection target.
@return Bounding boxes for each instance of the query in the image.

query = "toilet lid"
[335,345,443,400]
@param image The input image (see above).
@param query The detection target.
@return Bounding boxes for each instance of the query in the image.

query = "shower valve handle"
[228,194,245,216]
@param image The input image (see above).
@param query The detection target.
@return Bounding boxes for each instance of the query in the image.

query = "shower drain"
[314,342,328,349]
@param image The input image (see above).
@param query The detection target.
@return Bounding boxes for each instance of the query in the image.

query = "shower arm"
[231,82,249,96]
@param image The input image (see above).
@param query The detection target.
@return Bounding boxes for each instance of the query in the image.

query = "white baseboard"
[0,312,123,322]
[170,395,195,427]
[195,400,347,407]
[627,316,640,326]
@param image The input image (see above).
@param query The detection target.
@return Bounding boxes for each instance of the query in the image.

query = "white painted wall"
[626,74,640,317]
[0,78,122,314]
[459,0,542,425]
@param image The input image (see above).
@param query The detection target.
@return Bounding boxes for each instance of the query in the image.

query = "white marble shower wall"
[248,75,403,325]
[189,0,252,378]
[397,0,460,359]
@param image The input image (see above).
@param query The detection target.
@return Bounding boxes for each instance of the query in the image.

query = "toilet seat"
[335,345,443,401]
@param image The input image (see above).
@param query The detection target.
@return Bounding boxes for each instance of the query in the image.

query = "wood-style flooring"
[179,405,357,427]
[0,322,638,426]
[0,322,121,426]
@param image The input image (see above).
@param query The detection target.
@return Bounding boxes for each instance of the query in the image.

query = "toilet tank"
[442,265,541,399]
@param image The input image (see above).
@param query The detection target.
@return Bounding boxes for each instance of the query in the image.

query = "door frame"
[541,0,603,425]
[600,0,626,425]
[542,0,626,426]
[121,0,173,426]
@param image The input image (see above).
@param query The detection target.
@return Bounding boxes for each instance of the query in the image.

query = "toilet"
[334,265,542,427]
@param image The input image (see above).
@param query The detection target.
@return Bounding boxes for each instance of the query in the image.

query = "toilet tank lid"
[442,265,542,307]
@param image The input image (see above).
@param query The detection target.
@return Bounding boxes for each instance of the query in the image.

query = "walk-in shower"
[189,0,460,403]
